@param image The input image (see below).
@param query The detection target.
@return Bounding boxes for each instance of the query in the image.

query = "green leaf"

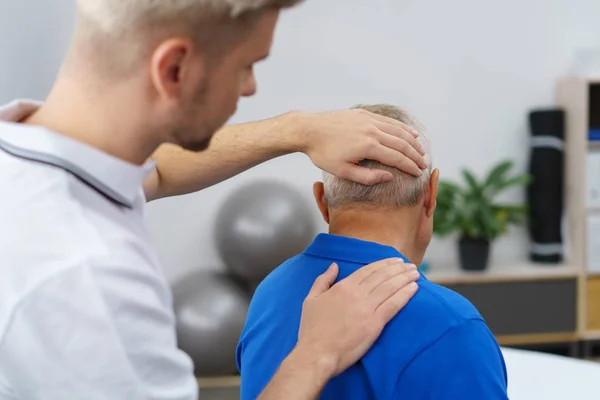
[483,160,513,190]
[433,160,530,241]
[487,174,532,197]
[438,181,463,196]
[493,204,527,213]
[461,169,482,198]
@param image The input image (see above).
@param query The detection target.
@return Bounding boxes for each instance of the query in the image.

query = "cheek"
[201,80,239,126]
[207,68,237,101]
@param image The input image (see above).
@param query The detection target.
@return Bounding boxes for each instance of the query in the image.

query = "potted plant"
[433,160,531,271]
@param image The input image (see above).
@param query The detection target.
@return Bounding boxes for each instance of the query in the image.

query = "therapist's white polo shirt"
[0,100,197,399]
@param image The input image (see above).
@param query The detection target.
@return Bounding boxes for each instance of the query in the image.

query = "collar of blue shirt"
[0,100,156,208]
[303,233,412,265]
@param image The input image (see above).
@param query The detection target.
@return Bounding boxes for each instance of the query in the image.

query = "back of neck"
[328,207,425,264]
[24,61,158,165]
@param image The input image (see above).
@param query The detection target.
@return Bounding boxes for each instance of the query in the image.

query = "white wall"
[2,0,600,283]
[0,0,75,103]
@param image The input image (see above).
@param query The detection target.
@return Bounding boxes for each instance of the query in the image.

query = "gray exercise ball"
[172,271,249,376]
[215,180,316,282]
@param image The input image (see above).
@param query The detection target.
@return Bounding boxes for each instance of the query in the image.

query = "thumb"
[344,164,392,185]
[307,263,339,298]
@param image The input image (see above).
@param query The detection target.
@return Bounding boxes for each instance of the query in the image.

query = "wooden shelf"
[496,332,579,346]
[577,74,600,84]
[425,262,580,285]
[581,331,600,341]
[197,376,241,389]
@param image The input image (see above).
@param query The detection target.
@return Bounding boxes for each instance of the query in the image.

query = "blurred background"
[4,0,600,279]
[3,0,600,398]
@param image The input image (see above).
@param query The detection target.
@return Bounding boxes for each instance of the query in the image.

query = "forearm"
[145,112,305,201]
[258,347,335,400]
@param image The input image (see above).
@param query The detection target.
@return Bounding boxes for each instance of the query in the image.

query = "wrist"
[274,110,312,154]
[287,343,338,383]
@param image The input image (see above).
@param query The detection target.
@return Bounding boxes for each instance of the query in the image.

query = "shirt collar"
[304,233,410,265]
[0,99,43,122]
[0,100,155,208]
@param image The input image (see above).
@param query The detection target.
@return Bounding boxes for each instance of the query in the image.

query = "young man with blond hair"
[0,1,429,399]
[238,104,509,399]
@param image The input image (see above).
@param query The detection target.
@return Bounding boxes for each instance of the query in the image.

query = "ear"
[425,169,439,218]
[313,182,330,224]
[150,38,205,100]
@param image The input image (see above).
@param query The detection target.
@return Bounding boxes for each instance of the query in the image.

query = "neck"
[328,206,426,265]
[24,60,159,165]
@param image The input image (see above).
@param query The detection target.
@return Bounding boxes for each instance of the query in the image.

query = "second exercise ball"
[172,271,249,376]
[215,180,315,282]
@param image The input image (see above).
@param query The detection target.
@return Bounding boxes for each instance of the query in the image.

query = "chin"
[182,137,212,152]
[174,124,217,152]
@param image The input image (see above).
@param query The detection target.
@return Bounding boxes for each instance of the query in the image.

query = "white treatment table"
[503,347,600,399]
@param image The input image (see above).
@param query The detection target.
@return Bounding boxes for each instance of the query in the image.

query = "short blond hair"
[77,0,302,34]
[73,0,303,76]
[323,104,432,208]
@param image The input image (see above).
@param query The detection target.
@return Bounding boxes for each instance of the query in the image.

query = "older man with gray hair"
[238,104,509,400]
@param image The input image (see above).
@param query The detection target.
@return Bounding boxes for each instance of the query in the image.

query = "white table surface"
[503,347,600,399]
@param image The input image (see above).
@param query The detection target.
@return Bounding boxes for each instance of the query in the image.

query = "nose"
[241,72,257,97]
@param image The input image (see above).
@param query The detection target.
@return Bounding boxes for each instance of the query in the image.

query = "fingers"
[365,110,429,172]
[368,269,420,307]
[306,263,339,299]
[344,258,405,285]
[374,281,419,324]
[377,132,429,170]
[341,164,394,185]
[372,118,424,152]
[361,262,418,293]
[366,145,423,177]
[369,115,422,147]
[365,111,418,136]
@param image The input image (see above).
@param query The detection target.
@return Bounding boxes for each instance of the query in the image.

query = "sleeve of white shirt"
[0,263,198,400]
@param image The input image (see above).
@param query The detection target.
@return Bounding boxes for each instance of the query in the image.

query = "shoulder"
[243,254,315,341]
[250,253,321,303]
[370,277,490,363]
[0,149,109,262]
[392,318,508,399]
[238,254,323,378]
[0,122,111,256]
[412,277,483,322]
[386,277,484,336]
[0,262,195,400]
[0,151,115,338]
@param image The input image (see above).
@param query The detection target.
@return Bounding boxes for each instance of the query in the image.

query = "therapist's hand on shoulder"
[298,109,429,184]
[297,259,419,376]
[258,259,419,400]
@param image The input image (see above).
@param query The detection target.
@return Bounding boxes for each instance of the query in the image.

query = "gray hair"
[323,104,432,208]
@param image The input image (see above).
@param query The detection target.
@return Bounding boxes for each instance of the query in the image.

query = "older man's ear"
[313,182,331,224]
[426,169,440,218]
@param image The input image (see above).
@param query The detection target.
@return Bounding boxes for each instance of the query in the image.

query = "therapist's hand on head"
[299,108,429,184]
[144,107,430,201]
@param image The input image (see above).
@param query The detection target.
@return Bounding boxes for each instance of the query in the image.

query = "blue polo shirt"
[236,234,508,400]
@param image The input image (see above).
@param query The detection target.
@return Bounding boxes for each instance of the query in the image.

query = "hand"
[294,259,420,378]
[297,109,429,185]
